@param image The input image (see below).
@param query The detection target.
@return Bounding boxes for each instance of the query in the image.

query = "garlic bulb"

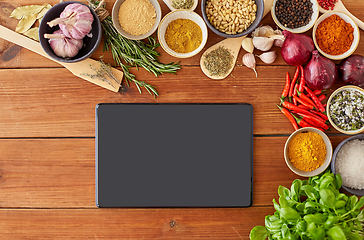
[242,53,257,77]
[47,3,94,39]
[45,29,83,58]
[256,51,277,64]
[253,37,274,51]
[242,37,254,53]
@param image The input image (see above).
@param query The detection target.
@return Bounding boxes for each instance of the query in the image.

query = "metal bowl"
[39,1,102,63]
[284,127,333,177]
[331,134,364,196]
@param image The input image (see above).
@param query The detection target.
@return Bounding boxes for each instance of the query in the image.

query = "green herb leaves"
[250,171,364,240]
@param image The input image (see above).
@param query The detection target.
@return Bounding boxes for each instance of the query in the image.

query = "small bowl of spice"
[165,0,198,11]
[271,0,319,33]
[201,0,264,38]
[111,0,161,40]
[327,85,364,134]
[313,11,360,60]
[158,10,208,58]
[284,127,333,177]
[331,134,364,196]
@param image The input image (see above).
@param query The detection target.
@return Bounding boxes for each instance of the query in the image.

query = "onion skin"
[338,55,364,88]
[281,30,314,66]
[304,50,338,90]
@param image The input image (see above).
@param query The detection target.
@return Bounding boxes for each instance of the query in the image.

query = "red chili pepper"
[296,89,316,107]
[281,72,291,99]
[317,94,326,102]
[303,86,326,112]
[281,99,315,116]
[310,110,329,121]
[298,104,311,110]
[293,95,315,110]
[291,110,326,124]
[288,66,300,101]
[276,105,299,131]
[298,113,329,130]
[291,114,314,128]
[293,83,299,105]
[298,65,305,92]
[313,89,328,96]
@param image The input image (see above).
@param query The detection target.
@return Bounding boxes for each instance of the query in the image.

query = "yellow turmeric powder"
[288,132,326,172]
[164,18,202,53]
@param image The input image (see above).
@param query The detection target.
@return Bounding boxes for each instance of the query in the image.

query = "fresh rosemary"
[89,0,181,96]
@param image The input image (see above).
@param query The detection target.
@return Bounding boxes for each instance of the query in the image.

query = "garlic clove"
[241,37,254,53]
[256,51,277,64]
[242,53,257,78]
[274,38,284,47]
[252,36,274,51]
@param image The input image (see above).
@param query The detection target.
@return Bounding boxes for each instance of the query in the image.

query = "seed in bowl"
[205,0,257,35]
[275,0,313,29]
[329,89,364,132]
[335,139,364,190]
[118,0,156,36]
[165,19,202,53]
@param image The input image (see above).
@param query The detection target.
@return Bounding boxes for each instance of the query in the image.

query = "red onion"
[281,30,314,66]
[304,50,338,90]
[338,55,364,88]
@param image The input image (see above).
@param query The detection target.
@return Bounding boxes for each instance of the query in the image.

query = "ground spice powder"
[118,0,156,36]
[288,132,326,172]
[315,14,354,55]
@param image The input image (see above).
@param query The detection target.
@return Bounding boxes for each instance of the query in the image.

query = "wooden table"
[0,0,363,238]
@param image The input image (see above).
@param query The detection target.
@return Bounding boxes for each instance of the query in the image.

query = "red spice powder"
[315,14,354,55]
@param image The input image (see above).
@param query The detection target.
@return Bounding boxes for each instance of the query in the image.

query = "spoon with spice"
[162,0,197,11]
[200,0,273,80]
[318,0,364,31]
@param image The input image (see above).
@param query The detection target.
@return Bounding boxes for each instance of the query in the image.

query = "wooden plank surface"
[0,0,363,238]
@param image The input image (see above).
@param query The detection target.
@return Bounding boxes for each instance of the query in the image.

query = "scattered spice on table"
[172,0,194,9]
[165,19,202,53]
[329,88,364,131]
[275,0,313,29]
[203,46,234,77]
[288,131,326,171]
[316,14,354,56]
[118,0,156,36]
[317,0,338,10]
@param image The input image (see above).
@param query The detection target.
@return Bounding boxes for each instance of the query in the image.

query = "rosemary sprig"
[89,0,181,96]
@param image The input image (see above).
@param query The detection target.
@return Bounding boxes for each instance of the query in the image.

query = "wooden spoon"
[318,0,364,31]
[0,25,122,92]
[162,0,198,12]
[200,0,273,79]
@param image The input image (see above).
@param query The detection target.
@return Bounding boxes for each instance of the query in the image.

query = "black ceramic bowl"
[39,1,102,63]
[331,134,364,196]
[201,0,264,38]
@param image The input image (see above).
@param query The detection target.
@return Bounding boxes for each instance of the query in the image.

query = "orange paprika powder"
[315,14,354,55]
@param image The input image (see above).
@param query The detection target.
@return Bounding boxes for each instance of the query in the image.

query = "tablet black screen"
[96,103,253,207]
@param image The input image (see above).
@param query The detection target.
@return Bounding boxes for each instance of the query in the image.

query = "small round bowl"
[111,0,161,40]
[284,127,333,177]
[331,134,364,196]
[313,11,360,60]
[39,1,102,63]
[271,0,319,33]
[164,0,198,12]
[157,10,208,58]
[327,85,364,134]
[201,0,264,38]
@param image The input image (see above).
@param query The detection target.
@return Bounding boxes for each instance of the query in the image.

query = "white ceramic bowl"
[271,0,319,33]
[327,85,364,134]
[111,0,161,40]
[313,11,360,60]
[284,127,333,177]
[164,0,198,12]
[158,10,208,58]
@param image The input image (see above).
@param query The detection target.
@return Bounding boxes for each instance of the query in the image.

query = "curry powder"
[315,14,354,55]
[288,132,326,172]
[165,19,202,53]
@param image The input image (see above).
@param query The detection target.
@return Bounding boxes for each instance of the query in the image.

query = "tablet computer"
[96,103,253,207]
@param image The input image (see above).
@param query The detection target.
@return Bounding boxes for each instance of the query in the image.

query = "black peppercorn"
[275,0,314,29]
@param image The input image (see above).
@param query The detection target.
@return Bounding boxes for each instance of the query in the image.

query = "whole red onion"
[281,30,314,66]
[304,50,338,90]
[338,55,364,88]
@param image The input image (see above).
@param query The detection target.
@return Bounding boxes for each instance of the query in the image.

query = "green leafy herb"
[250,170,364,240]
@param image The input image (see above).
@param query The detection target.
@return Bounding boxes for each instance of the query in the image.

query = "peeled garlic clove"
[242,53,257,77]
[242,37,254,53]
[256,51,277,64]
[252,37,274,51]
